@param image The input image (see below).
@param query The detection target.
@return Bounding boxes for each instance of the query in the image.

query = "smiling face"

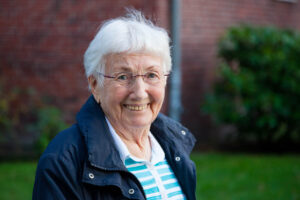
[92,53,166,132]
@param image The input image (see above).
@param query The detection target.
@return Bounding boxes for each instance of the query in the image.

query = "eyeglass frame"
[96,71,170,86]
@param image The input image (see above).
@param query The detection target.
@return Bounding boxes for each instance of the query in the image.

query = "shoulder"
[151,113,196,154]
[33,124,86,199]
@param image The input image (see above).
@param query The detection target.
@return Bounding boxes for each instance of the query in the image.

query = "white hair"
[83,9,171,86]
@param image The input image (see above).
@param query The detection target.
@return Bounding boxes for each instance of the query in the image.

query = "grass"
[0,161,36,200]
[0,153,299,200]
[191,153,300,200]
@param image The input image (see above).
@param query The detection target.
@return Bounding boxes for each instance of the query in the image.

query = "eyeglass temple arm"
[97,72,115,79]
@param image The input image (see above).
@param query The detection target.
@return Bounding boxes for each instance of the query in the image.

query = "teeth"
[125,104,148,111]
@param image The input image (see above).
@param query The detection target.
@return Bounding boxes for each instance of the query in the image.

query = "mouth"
[123,104,149,111]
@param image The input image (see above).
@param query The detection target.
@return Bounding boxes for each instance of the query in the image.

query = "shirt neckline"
[105,117,165,165]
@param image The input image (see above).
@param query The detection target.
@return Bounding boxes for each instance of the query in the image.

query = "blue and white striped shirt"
[106,118,186,200]
[125,158,186,200]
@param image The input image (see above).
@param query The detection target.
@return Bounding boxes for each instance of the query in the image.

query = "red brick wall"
[180,0,300,145]
[1,0,300,147]
[0,0,157,122]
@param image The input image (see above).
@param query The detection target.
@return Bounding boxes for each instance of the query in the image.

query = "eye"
[116,73,129,81]
[145,72,159,79]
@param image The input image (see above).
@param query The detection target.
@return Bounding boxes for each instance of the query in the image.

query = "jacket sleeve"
[32,152,83,200]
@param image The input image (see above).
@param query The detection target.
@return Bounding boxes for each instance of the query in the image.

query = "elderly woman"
[33,10,196,200]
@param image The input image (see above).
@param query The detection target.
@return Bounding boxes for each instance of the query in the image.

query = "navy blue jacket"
[33,96,197,200]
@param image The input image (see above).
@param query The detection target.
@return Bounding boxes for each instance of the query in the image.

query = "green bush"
[0,82,68,156]
[32,106,68,155]
[0,83,40,140]
[203,25,300,146]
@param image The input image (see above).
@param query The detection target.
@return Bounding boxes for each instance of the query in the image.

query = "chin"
[127,116,153,128]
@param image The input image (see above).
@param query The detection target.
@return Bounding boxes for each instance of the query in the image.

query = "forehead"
[105,53,163,72]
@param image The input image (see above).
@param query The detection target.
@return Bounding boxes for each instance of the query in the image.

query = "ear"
[88,75,101,104]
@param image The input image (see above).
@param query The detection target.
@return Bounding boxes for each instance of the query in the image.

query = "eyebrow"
[112,66,132,72]
[145,65,161,71]
[112,65,162,72]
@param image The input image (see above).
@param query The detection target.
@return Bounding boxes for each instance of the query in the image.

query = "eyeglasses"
[97,71,169,86]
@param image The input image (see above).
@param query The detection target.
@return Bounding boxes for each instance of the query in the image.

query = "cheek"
[151,87,165,105]
[107,87,129,106]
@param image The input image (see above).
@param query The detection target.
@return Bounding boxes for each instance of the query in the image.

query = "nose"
[129,76,148,100]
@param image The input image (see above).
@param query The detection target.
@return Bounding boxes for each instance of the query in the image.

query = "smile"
[123,104,149,111]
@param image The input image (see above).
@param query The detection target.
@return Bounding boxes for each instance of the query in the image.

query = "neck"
[108,119,152,161]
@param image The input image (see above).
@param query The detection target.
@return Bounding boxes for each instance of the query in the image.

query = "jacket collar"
[76,95,196,170]
[76,96,126,171]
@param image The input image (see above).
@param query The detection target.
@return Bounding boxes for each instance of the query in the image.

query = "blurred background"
[0,0,299,199]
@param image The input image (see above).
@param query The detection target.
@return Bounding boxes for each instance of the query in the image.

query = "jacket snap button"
[88,173,94,179]
[128,188,135,194]
[181,130,186,135]
[175,156,181,161]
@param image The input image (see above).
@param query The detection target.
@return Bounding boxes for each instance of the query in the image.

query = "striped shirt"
[125,158,186,200]
[106,118,186,200]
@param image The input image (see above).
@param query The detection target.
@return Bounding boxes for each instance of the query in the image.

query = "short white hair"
[83,9,171,86]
